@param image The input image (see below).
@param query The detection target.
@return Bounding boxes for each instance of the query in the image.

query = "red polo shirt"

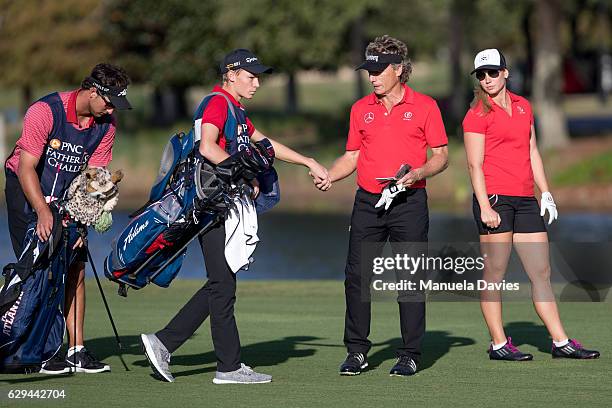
[462,91,534,196]
[346,84,448,194]
[201,85,255,151]
[6,90,115,175]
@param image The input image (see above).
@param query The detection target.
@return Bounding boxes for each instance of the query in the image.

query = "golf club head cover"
[217,146,270,183]
[194,160,231,214]
[253,138,275,166]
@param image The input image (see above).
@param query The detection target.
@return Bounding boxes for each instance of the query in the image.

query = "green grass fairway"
[1,280,610,407]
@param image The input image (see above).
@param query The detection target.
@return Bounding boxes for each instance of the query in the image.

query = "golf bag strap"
[193,92,237,144]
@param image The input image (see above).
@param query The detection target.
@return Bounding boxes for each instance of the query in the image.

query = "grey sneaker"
[141,333,174,382]
[212,363,272,384]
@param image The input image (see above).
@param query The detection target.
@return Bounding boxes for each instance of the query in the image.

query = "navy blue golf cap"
[220,49,273,75]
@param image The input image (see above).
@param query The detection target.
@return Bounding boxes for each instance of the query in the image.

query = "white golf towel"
[224,194,259,273]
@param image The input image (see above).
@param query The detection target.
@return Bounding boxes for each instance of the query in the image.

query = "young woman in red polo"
[462,49,599,361]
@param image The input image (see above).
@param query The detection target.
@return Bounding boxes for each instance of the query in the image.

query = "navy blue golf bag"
[0,208,80,373]
[103,128,217,293]
[104,100,277,296]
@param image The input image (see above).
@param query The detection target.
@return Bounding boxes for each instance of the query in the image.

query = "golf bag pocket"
[0,226,70,372]
[0,266,45,358]
[105,187,212,290]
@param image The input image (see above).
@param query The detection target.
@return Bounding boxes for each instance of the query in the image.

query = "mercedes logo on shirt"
[364,112,374,124]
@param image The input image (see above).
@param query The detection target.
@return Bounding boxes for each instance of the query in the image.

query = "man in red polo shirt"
[323,35,448,377]
[4,63,132,374]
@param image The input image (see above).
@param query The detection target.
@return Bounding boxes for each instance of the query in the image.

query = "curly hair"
[365,35,412,83]
[81,63,131,89]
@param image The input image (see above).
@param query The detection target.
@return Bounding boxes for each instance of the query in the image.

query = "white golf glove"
[375,183,405,210]
[540,191,558,225]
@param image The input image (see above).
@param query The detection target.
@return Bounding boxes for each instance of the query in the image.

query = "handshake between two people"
[307,159,331,191]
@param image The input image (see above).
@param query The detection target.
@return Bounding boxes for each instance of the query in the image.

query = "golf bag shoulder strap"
[193,92,238,144]
[145,92,239,206]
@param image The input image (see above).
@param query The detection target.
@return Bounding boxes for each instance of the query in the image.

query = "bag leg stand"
[86,245,129,371]
[64,227,77,375]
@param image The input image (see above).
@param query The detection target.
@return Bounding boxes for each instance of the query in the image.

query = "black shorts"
[4,168,87,263]
[472,194,547,235]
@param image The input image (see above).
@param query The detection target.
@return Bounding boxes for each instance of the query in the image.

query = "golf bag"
[0,208,80,373]
[104,94,276,295]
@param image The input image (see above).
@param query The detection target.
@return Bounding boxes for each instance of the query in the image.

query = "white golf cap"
[471,49,507,74]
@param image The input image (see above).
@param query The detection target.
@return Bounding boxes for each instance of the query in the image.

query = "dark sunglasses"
[475,69,501,81]
[99,94,115,109]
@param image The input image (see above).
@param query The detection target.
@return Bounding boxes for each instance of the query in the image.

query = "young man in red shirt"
[322,35,448,377]
[4,63,132,373]
[140,49,329,384]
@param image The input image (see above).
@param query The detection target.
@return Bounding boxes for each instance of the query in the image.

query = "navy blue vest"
[193,92,280,213]
[34,93,111,200]
[193,92,249,154]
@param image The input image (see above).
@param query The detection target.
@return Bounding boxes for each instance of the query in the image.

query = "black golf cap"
[220,49,273,75]
[356,52,403,71]
[88,77,132,110]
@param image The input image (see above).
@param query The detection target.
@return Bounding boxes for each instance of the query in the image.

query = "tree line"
[0,0,610,147]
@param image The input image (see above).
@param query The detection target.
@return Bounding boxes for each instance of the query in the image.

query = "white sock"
[553,338,569,347]
[67,345,85,357]
[492,341,507,351]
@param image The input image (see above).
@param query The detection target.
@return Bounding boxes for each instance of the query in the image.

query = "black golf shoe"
[40,353,72,375]
[488,337,533,361]
[65,348,110,373]
[389,355,418,377]
[552,339,600,359]
[339,352,368,376]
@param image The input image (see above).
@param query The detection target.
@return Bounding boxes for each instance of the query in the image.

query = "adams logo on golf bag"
[104,141,275,295]
[104,174,207,291]
[104,92,278,296]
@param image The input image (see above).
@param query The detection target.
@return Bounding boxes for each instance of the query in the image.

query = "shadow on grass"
[0,335,141,384]
[276,330,475,372]
[2,334,321,383]
[366,331,476,372]
[92,334,322,379]
[504,321,551,353]
[167,335,321,378]
[1,330,476,383]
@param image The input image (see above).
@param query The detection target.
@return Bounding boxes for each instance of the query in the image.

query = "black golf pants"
[155,222,241,373]
[343,188,428,363]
